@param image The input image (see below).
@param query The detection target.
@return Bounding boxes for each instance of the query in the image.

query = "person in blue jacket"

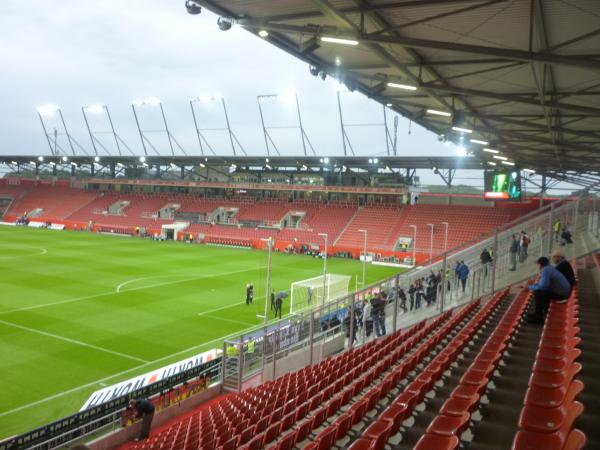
[527,256,572,324]
[456,261,470,293]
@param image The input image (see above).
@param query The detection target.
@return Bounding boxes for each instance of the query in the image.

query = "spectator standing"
[554,219,562,242]
[245,284,254,305]
[398,287,407,313]
[509,234,519,271]
[527,256,572,324]
[362,299,372,341]
[371,293,386,337]
[408,282,416,310]
[480,248,493,277]
[457,261,470,293]
[274,294,283,319]
[519,231,531,262]
[270,289,275,311]
[129,398,155,441]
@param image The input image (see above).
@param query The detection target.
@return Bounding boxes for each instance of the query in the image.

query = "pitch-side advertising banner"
[80,348,220,411]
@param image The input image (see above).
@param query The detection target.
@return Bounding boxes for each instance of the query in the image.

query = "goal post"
[290,273,351,314]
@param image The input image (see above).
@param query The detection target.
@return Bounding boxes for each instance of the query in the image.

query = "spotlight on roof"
[427,109,451,117]
[386,103,392,107]
[335,56,342,66]
[62,156,68,162]
[37,156,44,162]
[258,29,269,38]
[501,160,515,166]
[323,157,330,164]
[387,82,417,91]
[36,104,59,117]
[309,65,320,77]
[523,168,535,173]
[94,156,100,163]
[185,0,201,15]
[470,139,488,145]
[452,126,472,134]
[217,17,233,31]
[483,148,499,154]
[139,156,146,163]
[84,104,105,114]
[320,36,359,46]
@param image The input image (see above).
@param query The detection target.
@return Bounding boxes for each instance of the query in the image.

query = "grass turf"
[0,226,403,438]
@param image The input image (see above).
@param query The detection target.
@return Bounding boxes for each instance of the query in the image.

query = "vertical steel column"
[131,104,148,156]
[440,254,447,313]
[491,229,499,293]
[336,91,347,156]
[309,310,315,365]
[392,275,399,332]
[349,293,356,350]
[547,204,555,253]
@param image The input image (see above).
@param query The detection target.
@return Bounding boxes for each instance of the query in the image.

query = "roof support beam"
[360,33,600,70]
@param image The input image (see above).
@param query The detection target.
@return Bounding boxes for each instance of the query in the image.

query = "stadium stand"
[334,206,403,250]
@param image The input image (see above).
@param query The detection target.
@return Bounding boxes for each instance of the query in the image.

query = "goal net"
[290,274,351,314]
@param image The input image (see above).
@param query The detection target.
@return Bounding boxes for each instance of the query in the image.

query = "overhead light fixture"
[185,0,202,15]
[470,139,488,145]
[335,56,342,66]
[483,148,499,154]
[523,168,535,173]
[386,103,392,107]
[132,97,160,107]
[493,155,507,161]
[36,104,59,117]
[139,156,146,163]
[320,36,359,46]
[84,104,105,114]
[451,126,473,134]
[37,156,44,162]
[387,82,417,91]
[487,161,497,166]
[94,156,100,163]
[258,29,269,38]
[373,158,378,164]
[29,160,36,165]
[265,164,272,170]
[71,162,78,167]
[199,162,205,168]
[501,160,515,166]
[217,17,233,31]
[10,160,18,165]
[323,157,330,164]
[49,161,56,166]
[427,109,451,117]
[301,164,308,170]
[62,156,68,162]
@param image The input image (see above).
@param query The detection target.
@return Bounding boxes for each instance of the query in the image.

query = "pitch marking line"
[0,266,266,316]
[200,314,256,327]
[0,246,47,260]
[0,326,255,418]
[196,301,247,316]
[0,318,148,364]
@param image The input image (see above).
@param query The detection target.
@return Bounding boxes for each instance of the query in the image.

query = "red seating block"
[414,434,460,450]
[426,412,470,437]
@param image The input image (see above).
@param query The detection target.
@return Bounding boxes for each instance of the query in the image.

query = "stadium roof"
[193,0,600,188]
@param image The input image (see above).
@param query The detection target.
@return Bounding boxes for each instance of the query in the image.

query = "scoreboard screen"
[484,170,521,200]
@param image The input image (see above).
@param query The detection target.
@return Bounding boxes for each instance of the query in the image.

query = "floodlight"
[470,139,488,145]
[265,164,272,170]
[323,157,330,164]
[185,0,201,15]
[199,162,206,168]
[36,104,59,117]
[387,82,417,91]
[37,156,44,162]
[483,148,499,154]
[427,109,451,117]
[523,168,535,173]
[452,126,473,134]
[501,160,515,166]
[94,156,100,162]
[493,155,508,160]
[335,56,342,66]
[10,160,17,165]
[320,36,359,46]
[49,161,56,166]
[258,30,269,38]
[386,103,392,107]
[488,161,497,166]
[71,161,78,167]
[373,158,378,164]
[139,156,146,163]
[217,17,233,31]
[62,156,68,162]
[29,161,36,165]
[84,104,105,114]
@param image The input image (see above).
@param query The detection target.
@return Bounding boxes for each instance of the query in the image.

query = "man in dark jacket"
[480,248,493,277]
[551,250,576,289]
[370,293,386,337]
[129,398,155,441]
[509,234,519,271]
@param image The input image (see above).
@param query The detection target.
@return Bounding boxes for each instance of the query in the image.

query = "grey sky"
[0,0,569,193]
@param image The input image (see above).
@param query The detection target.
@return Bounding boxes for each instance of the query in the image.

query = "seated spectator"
[551,249,576,288]
[527,256,572,324]
[560,227,573,245]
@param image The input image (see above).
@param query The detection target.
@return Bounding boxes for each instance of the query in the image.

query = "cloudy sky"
[0,0,555,191]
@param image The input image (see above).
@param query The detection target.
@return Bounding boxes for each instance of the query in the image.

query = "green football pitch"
[0,226,402,438]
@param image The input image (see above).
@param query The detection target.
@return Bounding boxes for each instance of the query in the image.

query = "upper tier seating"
[335,206,403,250]
[5,186,98,220]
